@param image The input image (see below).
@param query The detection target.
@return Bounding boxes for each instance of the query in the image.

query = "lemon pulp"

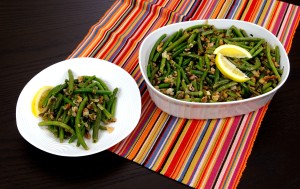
[215,53,250,83]
[31,86,53,117]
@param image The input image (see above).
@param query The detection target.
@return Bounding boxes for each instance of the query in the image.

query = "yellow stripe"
[269,1,284,32]
[182,119,217,184]
[150,118,185,171]
[173,121,206,179]
[263,1,278,28]
[257,0,272,26]
[217,0,233,18]
[160,120,194,175]
[199,117,234,188]
[133,113,169,163]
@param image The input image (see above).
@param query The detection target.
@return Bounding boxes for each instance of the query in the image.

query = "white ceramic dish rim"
[139,19,290,108]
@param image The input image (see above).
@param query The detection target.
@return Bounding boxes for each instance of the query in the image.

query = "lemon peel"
[213,44,252,58]
[31,86,53,117]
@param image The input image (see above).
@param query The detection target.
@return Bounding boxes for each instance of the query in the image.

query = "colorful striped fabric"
[69,0,300,188]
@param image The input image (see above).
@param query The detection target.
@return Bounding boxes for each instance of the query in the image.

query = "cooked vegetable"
[147,24,282,103]
[35,69,118,150]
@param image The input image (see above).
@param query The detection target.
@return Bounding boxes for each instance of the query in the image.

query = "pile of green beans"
[38,69,118,150]
[147,24,283,103]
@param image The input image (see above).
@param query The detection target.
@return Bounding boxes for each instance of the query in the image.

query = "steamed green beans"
[147,24,282,103]
[37,69,118,150]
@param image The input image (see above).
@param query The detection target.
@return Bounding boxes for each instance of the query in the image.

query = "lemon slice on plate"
[31,86,53,117]
[213,44,252,58]
[215,53,250,82]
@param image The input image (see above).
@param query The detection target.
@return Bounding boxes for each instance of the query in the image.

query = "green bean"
[275,46,280,63]
[38,121,75,135]
[97,103,112,120]
[239,57,261,71]
[92,108,102,143]
[266,45,281,81]
[227,90,238,98]
[158,83,170,89]
[67,69,74,94]
[216,81,238,92]
[150,67,158,85]
[249,39,264,55]
[79,75,95,88]
[172,45,186,58]
[214,67,220,83]
[186,91,203,97]
[262,81,273,91]
[173,42,188,52]
[147,63,152,78]
[197,33,204,54]
[75,96,89,150]
[54,93,63,112]
[176,68,181,92]
[161,32,178,51]
[92,77,109,90]
[181,79,188,92]
[165,60,171,76]
[73,88,112,95]
[178,56,183,66]
[110,97,117,119]
[185,24,206,32]
[231,25,244,37]
[251,46,264,58]
[239,82,250,98]
[240,29,248,37]
[198,56,204,68]
[190,70,204,75]
[173,29,183,41]
[165,33,190,52]
[42,83,68,108]
[181,52,201,59]
[229,37,261,42]
[204,54,211,71]
[225,28,233,38]
[62,96,75,106]
[199,71,208,91]
[107,88,118,112]
[263,87,273,93]
[213,79,230,89]
[149,34,167,62]
[172,62,189,84]
[159,58,166,74]
[201,30,214,36]
[223,39,252,50]
[188,32,198,44]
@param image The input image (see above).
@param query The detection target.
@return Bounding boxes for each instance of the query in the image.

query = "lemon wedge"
[215,53,250,82]
[31,86,53,117]
[213,44,252,58]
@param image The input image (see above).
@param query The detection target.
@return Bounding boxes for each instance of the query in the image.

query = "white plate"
[16,57,141,157]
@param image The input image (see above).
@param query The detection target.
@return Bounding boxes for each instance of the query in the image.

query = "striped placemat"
[69,0,300,188]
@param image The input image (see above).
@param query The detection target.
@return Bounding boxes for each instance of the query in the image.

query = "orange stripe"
[195,118,230,187]
[78,1,132,57]
[152,118,187,171]
[171,120,205,178]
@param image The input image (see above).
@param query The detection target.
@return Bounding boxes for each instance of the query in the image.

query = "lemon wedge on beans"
[215,53,250,83]
[32,86,53,117]
[214,44,251,83]
[213,44,252,58]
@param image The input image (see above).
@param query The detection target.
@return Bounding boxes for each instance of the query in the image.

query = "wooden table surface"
[1,0,299,188]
